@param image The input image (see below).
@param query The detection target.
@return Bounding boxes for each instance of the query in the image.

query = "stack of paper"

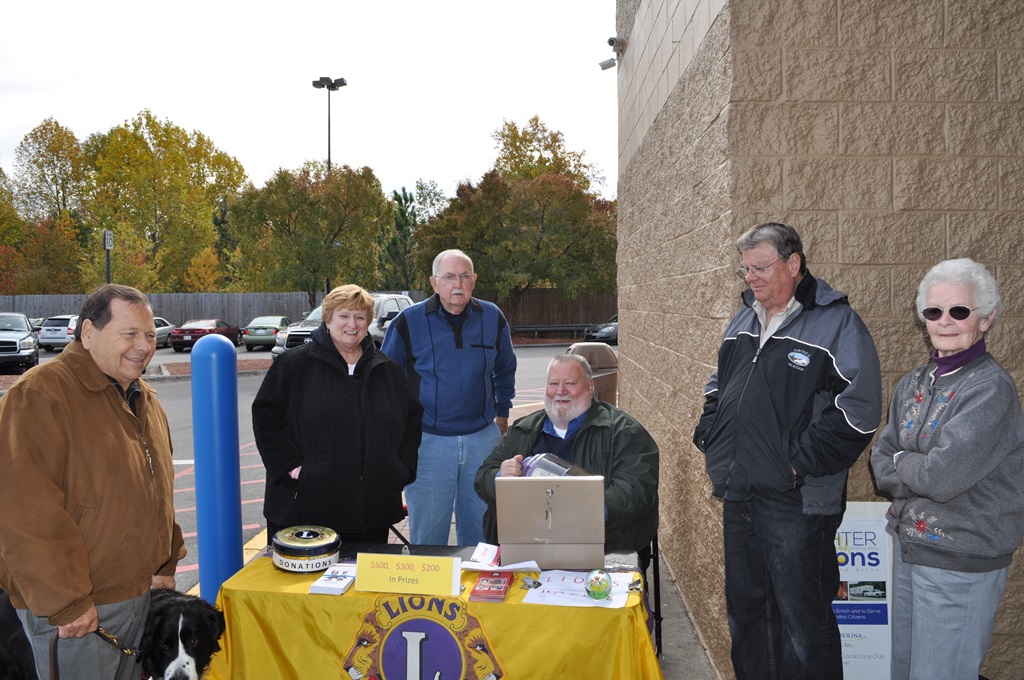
[309,564,357,595]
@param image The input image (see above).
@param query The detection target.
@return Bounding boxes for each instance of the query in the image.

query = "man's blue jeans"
[723,497,844,680]
[405,424,500,546]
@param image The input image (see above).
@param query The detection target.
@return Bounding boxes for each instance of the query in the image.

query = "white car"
[38,315,79,352]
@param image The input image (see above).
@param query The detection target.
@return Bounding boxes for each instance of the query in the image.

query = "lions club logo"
[341,595,503,680]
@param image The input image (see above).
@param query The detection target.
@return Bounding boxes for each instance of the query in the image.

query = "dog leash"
[47,625,139,680]
[48,630,60,680]
[94,625,140,656]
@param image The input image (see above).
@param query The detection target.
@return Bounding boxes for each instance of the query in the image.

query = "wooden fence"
[1,289,616,331]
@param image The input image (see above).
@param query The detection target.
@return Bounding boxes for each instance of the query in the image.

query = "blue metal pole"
[191,333,243,603]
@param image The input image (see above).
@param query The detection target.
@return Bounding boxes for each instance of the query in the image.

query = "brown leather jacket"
[0,342,185,625]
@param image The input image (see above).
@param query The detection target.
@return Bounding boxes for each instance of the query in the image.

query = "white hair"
[916,258,1000,326]
[432,249,474,277]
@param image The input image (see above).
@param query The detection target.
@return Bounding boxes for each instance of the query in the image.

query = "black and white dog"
[0,591,35,680]
[0,588,223,680]
[138,589,225,680]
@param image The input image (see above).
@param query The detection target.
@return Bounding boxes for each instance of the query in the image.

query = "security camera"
[599,58,617,71]
[608,36,625,54]
[608,37,617,48]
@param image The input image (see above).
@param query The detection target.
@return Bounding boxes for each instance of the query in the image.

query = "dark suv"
[271,293,413,358]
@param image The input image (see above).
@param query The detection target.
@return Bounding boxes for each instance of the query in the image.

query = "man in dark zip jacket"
[693,222,882,680]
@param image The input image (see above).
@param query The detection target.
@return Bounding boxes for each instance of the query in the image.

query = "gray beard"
[545,397,589,429]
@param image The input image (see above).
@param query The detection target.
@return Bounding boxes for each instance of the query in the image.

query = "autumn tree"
[82,110,245,291]
[184,247,222,292]
[0,168,24,247]
[413,117,616,322]
[491,115,602,191]
[231,162,392,307]
[13,215,84,294]
[12,118,88,222]
[416,171,616,323]
[0,246,18,294]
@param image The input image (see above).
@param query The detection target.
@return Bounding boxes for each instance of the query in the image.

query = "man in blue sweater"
[382,249,517,546]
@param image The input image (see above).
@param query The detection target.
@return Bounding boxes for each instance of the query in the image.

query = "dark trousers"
[723,498,844,680]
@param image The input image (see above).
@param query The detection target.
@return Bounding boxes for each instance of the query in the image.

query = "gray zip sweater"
[870,353,1024,572]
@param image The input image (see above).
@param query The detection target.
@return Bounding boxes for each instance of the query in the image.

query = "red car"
[169,319,241,352]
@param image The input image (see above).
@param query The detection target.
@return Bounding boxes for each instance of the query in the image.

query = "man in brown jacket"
[0,284,185,680]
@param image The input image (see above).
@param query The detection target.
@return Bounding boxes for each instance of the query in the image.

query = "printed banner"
[834,501,892,678]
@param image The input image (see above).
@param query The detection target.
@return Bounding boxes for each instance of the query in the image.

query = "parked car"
[0,312,39,372]
[584,314,618,344]
[271,293,413,358]
[29,317,44,330]
[154,316,176,348]
[242,315,292,352]
[368,294,413,347]
[38,315,79,352]
[169,319,241,352]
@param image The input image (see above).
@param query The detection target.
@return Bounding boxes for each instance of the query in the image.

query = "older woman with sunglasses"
[870,258,1024,680]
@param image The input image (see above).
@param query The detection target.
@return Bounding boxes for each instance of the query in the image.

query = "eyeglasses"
[736,258,781,279]
[436,273,474,284]
[921,306,977,322]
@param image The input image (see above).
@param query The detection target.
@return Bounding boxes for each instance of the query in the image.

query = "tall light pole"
[311,76,346,172]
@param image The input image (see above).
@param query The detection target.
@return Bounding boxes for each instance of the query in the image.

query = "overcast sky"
[0,1,619,201]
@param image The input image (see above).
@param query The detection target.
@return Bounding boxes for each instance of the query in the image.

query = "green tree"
[82,110,245,291]
[12,118,88,222]
[231,162,392,307]
[415,170,616,324]
[378,187,419,291]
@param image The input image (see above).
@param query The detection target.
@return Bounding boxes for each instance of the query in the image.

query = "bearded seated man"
[473,353,659,571]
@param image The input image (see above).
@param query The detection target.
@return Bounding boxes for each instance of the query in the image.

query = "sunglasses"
[921,306,977,322]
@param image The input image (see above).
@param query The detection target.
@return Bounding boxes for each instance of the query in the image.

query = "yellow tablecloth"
[209,556,663,678]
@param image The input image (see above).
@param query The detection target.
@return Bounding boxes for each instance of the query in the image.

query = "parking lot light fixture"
[311,76,347,172]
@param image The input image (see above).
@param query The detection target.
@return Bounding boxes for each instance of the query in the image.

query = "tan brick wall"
[616,1,1024,678]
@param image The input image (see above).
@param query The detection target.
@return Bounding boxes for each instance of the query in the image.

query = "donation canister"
[271,525,341,573]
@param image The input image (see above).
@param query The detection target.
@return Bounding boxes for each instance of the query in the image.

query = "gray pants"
[891,538,1008,680]
[17,591,149,680]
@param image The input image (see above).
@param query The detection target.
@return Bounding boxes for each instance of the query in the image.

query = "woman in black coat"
[253,284,422,544]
